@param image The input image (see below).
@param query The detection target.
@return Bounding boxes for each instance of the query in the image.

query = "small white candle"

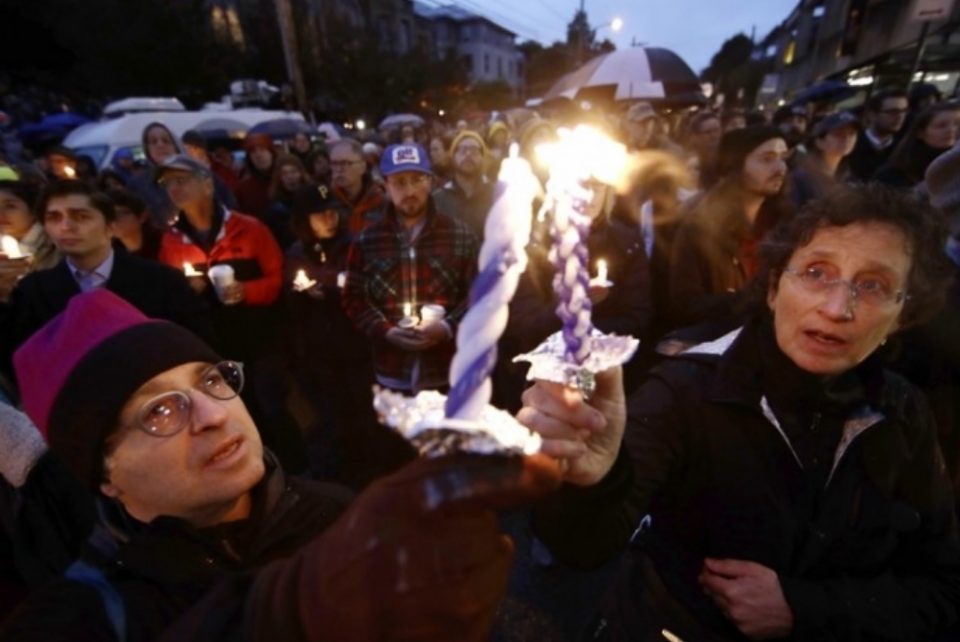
[183,262,202,277]
[337,271,347,289]
[292,269,316,292]
[403,302,412,318]
[596,259,608,284]
[0,235,22,259]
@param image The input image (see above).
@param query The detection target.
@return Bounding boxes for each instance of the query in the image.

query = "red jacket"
[158,209,283,306]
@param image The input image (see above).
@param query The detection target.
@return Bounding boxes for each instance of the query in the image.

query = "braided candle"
[445,146,539,421]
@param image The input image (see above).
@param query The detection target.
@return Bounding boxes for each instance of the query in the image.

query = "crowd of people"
[0,80,958,641]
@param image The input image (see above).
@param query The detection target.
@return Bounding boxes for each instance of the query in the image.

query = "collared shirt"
[68,249,114,292]
[864,128,894,152]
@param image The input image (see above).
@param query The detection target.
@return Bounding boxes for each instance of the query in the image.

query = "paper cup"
[208,265,236,301]
[420,304,446,325]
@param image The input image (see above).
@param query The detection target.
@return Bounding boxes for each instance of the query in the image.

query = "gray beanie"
[926,141,960,215]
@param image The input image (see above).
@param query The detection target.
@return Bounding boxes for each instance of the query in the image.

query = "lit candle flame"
[62,165,76,179]
[183,262,202,277]
[0,235,22,259]
[596,259,608,284]
[403,302,412,318]
[292,269,316,292]
[535,125,630,191]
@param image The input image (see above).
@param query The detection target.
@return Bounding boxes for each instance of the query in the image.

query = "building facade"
[413,2,525,94]
[754,0,960,105]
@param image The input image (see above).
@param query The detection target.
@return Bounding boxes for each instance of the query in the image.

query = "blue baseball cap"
[380,144,432,177]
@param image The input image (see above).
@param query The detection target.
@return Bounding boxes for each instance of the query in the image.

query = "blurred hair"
[38,180,116,222]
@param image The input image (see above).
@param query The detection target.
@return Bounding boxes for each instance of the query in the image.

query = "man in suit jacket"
[2,181,212,382]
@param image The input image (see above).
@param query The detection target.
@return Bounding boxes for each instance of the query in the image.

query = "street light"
[579,17,624,66]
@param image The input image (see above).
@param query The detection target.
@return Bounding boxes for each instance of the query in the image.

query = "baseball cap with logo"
[380,144,432,177]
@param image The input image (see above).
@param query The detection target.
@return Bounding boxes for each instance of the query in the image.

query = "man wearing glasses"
[343,143,478,394]
[848,89,909,182]
[431,130,494,241]
[2,289,558,640]
[329,139,384,234]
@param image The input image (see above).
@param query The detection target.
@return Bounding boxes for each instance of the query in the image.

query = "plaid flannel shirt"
[343,200,478,391]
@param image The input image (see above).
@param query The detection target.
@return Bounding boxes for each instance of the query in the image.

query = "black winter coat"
[0,457,350,641]
[0,250,214,382]
[534,319,960,641]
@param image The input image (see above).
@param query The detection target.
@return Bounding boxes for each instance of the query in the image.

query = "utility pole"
[275,0,308,114]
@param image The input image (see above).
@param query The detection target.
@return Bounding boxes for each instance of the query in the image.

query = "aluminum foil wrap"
[513,329,639,396]
[373,388,542,458]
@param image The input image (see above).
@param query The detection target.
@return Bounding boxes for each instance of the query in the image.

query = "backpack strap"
[64,559,127,642]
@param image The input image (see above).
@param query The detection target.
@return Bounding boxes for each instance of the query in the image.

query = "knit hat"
[13,290,220,487]
[487,121,510,143]
[450,130,487,157]
[926,140,960,215]
[380,144,432,177]
[717,125,785,177]
[625,102,656,122]
[243,133,274,153]
[517,118,556,153]
[0,166,19,181]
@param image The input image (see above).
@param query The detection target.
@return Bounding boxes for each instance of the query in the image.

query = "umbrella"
[543,47,704,104]
[790,80,857,105]
[379,113,424,130]
[247,118,312,140]
[41,112,91,129]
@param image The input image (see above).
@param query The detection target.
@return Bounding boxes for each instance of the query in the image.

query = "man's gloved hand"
[0,402,47,487]
[248,453,561,642]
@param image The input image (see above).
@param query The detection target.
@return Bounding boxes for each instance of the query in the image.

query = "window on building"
[484,53,490,74]
[225,7,245,48]
[497,57,503,79]
[784,39,796,65]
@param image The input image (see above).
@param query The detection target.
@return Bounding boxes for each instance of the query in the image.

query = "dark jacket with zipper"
[0,456,350,642]
[534,318,960,641]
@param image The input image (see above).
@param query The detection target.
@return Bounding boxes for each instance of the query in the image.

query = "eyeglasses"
[330,160,365,170]
[879,108,908,116]
[128,361,244,438]
[455,145,483,156]
[387,174,431,190]
[783,266,907,308]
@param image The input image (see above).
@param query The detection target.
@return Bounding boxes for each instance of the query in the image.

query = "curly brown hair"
[754,183,953,329]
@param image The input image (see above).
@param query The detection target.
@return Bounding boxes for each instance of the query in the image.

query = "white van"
[64,109,307,169]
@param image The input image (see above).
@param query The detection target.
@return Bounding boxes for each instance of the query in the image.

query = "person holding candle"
[154,155,304,472]
[0,180,58,302]
[500,174,653,411]
[283,184,378,484]
[0,289,561,642]
[521,185,960,642]
[343,143,478,394]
